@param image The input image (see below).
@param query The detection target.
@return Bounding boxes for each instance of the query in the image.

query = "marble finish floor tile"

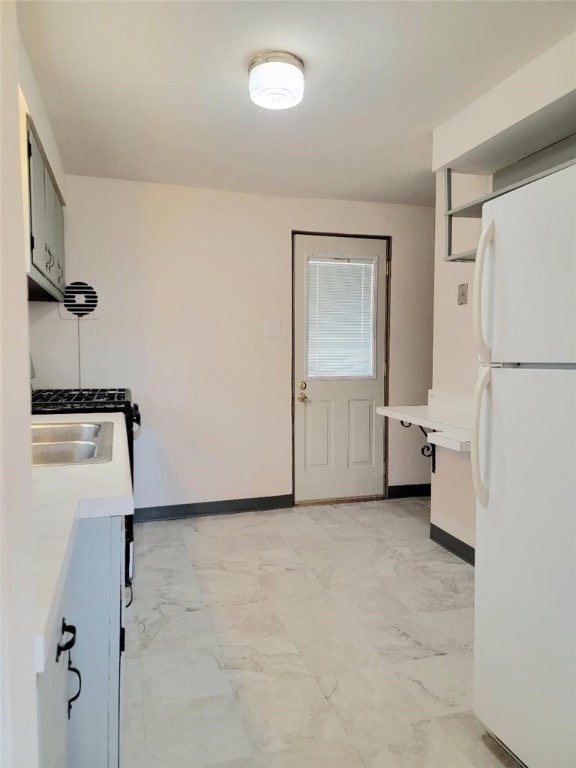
[143,695,253,768]
[140,647,232,703]
[121,701,147,768]
[122,499,511,768]
[232,675,349,753]
[207,737,367,768]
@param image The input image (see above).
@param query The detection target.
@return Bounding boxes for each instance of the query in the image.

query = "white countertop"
[33,412,133,672]
[376,405,472,452]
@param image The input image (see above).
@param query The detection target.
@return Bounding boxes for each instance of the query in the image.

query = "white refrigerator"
[471,163,576,768]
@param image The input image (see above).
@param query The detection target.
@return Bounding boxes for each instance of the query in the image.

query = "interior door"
[294,234,388,503]
[473,366,576,767]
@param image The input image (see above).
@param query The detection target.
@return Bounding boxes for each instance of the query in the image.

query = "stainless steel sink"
[32,423,102,443]
[31,422,114,467]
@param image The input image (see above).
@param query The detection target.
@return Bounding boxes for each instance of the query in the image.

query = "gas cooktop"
[32,388,132,406]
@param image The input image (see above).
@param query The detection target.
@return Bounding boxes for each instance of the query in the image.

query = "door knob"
[298,392,308,403]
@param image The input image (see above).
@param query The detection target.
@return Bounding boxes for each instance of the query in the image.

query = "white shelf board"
[377,405,471,453]
[428,428,471,453]
[445,249,476,263]
[446,156,576,220]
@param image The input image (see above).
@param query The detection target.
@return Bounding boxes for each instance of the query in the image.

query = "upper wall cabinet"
[27,118,66,301]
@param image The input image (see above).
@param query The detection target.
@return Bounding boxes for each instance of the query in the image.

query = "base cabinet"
[37,516,124,768]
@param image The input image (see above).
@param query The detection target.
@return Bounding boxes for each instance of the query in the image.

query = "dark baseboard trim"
[430,523,475,566]
[134,494,294,523]
[387,484,431,499]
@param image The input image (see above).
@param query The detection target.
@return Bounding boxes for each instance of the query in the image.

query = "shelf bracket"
[400,421,436,473]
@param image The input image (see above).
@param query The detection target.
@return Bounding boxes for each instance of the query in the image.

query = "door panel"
[481,165,576,364]
[305,400,333,469]
[294,234,388,502]
[348,399,374,467]
[474,367,576,768]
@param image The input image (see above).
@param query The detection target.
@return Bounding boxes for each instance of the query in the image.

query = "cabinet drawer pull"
[67,656,82,719]
[56,619,77,661]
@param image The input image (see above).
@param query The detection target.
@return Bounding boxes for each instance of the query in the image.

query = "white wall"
[30,177,435,509]
[430,172,492,547]
[0,3,39,764]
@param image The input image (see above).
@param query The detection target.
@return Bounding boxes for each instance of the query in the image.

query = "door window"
[306,256,377,378]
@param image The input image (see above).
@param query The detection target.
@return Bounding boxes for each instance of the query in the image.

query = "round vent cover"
[63,281,98,318]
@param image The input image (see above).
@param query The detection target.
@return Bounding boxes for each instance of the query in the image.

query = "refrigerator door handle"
[473,220,495,365]
[472,365,491,507]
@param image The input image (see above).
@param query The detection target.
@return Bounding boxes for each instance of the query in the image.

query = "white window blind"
[307,257,376,378]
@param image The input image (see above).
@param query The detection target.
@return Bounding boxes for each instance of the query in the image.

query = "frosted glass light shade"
[248,52,304,110]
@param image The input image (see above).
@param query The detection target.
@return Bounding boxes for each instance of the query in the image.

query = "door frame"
[291,230,392,504]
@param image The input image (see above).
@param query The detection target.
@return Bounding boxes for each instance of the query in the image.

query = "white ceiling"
[18,1,576,206]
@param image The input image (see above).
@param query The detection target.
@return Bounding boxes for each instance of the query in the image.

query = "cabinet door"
[37,593,70,768]
[67,516,122,768]
[28,130,47,272]
[55,200,65,289]
[44,171,58,287]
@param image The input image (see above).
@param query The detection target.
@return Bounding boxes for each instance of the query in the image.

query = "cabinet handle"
[67,655,82,719]
[56,619,77,662]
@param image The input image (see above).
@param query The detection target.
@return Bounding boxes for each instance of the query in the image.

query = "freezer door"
[476,164,576,364]
[474,367,576,768]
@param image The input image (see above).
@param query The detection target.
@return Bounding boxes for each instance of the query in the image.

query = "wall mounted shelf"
[444,249,476,263]
[444,144,576,263]
[376,404,472,471]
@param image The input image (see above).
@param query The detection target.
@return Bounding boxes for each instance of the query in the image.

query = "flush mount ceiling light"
[248,51,305,110]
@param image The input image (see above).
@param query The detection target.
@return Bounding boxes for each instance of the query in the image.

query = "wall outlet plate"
[458,283,468,305]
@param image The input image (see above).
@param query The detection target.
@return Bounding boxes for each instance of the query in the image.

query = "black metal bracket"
[56,619,77,662]
[67,654,82,719]
[400,421,436,473]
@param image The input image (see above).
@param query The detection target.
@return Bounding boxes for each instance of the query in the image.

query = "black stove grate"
[32,388,132,407]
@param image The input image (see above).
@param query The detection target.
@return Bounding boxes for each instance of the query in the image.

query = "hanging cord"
[77,317,82,389]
